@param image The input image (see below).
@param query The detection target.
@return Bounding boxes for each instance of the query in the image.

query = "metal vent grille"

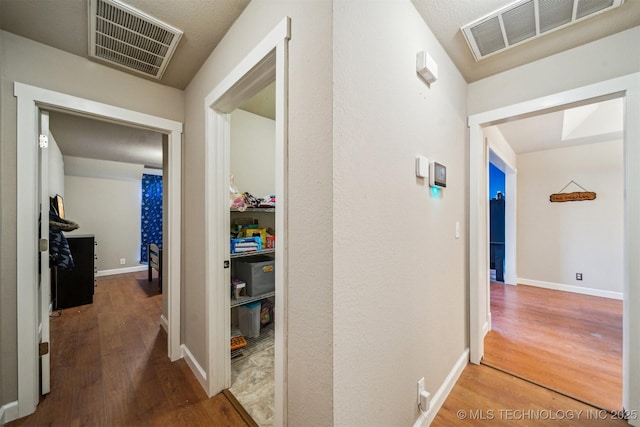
[462,0,624,61]
[89,0,183,79]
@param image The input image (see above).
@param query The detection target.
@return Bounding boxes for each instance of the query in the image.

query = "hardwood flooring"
[483,282,622,412]
[8,271,250,427]
[432,364,630,426]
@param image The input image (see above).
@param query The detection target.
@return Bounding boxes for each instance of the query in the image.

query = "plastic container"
[233,255,275,296]
[238,301,261,338]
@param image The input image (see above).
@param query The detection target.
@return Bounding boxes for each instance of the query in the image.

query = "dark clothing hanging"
[49,212,79,270]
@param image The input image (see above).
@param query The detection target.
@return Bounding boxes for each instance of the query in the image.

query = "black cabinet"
[53,235,96,309]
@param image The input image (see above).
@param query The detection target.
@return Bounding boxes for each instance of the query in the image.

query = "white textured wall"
[183,2,333,424]
[517,141,623,294]
[468,26,640,115]
[64,171,142,272]
[230,109,275,197]
[0,30,183,403]
[333,2,468,425]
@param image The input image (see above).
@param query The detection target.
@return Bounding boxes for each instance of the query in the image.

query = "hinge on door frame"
[39,238,48,252]
[39,134,49,148]
[39,342,49,356]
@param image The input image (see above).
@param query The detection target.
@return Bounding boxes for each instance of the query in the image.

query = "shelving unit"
[231,291,275,308]
[230,248,275,259]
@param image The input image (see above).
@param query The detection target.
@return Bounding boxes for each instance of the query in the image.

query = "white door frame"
[468,73,640,417]
[203,17,290,426]
[14,82,183,418]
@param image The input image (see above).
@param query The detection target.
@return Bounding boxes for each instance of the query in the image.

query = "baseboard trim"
[518,278,623,300]
[160,314,168,333]
[96,265,147,277]
[181,344,208,393]
[413,348,469,427]
[1,400,19,424]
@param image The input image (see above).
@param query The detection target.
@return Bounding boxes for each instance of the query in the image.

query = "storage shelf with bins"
[230,207,275,308]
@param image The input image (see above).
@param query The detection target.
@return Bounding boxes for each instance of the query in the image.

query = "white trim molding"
[181,344,208,394]
[96,265,148,277]
[203,16,290,427]
[160,314,169,333]
[13,82,183,418]
[1,401,19,424]
[413,349,469,427]
[519,278,623,300]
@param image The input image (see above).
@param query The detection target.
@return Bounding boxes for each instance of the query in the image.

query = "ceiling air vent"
[89,0,183,79]
[461,0,624,61]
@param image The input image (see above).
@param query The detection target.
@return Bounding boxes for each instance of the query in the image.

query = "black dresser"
[53,234,96,309]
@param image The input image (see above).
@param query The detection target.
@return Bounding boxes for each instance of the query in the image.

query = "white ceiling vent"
[462,0,624,61]
[89,0,183,79]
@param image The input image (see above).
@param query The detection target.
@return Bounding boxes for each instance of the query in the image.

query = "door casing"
[14,82,183,419]
[468,73,640,419]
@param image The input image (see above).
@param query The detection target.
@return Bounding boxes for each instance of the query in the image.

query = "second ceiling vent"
[462,0,624,61]
[89,0,183,79]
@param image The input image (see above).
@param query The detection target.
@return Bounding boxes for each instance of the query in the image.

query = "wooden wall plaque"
[549,191,596,202]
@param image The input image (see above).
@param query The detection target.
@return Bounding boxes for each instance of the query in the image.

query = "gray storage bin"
[233,255,275,296]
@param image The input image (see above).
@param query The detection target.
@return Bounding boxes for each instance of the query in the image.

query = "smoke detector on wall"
[461,0,625,61]
[88,0,183,79]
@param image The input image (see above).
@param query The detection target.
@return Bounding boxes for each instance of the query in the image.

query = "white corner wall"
[333,2,468,426]
[230,109,275,197]
[517,140,623,297]
[183,2,333,425]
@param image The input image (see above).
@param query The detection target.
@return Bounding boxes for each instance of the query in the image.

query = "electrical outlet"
[120,258,126,265]
[576,273,582,281]
[417,377,425,405]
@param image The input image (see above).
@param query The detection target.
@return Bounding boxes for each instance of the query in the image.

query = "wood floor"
[432,364,630,426]
[483,282,622,412]
[8,271,250,427]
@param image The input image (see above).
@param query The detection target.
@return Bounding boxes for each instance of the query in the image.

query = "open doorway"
[14,82,182,418]
[227,83,277,425]
[203,17,289,427]
[468,73,640,418]
[481,98,624,411]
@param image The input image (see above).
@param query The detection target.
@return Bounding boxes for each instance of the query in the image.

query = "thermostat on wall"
[429,161,446,188]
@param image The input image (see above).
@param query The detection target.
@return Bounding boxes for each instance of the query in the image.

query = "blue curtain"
[140,174,163,263]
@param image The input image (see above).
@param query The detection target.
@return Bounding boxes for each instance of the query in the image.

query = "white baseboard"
[160,314,168,333]
[413,348,469,427]
[1,401,19,424]
[518,278,623,300]
[96,265,148,277]
[181,344,208,393]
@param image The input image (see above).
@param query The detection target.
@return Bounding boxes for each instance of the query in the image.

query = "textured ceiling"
[2,0,637,166]
[49,111,164,168]
[0,0,250,89]
[411,0,640,82]
[494,98,623,155]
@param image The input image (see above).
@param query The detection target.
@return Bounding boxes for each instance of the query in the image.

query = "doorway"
[468,73,640,415]
[203,17,289,426]
[481,98,624,410]
[14,82,182,418]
